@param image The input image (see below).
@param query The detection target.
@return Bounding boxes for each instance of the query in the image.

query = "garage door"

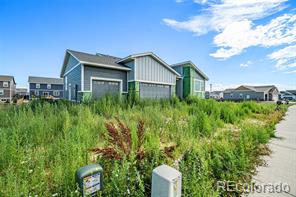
[139,83,171,99]
[92,80,120,98]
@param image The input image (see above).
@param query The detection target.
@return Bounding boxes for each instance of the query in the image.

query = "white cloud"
[240,61,252,68]
[163,0,288,35]
[163,0,296,60]
[285,70,296,74]
[210,14,296,58]
[268,45,296,71]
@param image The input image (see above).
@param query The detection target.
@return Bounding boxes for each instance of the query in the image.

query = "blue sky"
[0,0,295,90]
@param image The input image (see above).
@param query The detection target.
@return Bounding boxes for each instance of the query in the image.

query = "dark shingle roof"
[28,76,63,85]
[0,75,15,84]
[67,50,129,70]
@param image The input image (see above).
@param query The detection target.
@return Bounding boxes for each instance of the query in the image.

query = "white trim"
[128,80,175,86]
[171,61,209,80]
[81,61,131,71]
[134,58,137,81]
[67,50,83,63]
[90,77,123,93]
[3,81,9,88]
[193,79,205,92]
[81,64,84,91]
[63,62,81,76]
[117,52,181,77]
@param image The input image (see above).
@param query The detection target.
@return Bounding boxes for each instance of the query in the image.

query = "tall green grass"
[0,98,287,196]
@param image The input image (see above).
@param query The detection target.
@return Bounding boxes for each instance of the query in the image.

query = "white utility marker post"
[151,164,182,197]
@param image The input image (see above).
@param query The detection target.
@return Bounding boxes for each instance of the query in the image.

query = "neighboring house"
[224,85,279,101]
[279,91,296,100]
[16,88,28,97]
[0,75,16,103]
[60,50,181,101]
[205,91,224,100]
[171,61,209,99]
[28,76,64,99]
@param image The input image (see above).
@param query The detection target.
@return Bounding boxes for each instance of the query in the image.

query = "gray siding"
[64,65,82,101]
[65,55,79,74]
[0,80,15,101]
[29,83,64,99]
[84,65,128,92]
[135,56,176,84]
[124,60,135,81]
[224,91,264,101]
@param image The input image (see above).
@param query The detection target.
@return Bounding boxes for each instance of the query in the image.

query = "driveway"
[248,105,296,197]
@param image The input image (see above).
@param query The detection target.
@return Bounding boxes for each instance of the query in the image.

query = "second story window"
[36,84,40,89]
[3,82,8,87]
[47,84,51,89]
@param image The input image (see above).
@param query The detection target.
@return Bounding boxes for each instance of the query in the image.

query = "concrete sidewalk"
[248,105,296,197]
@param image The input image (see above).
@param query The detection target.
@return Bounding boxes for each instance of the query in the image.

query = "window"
[3,82,8,87]
[53,91,60,96]
[35,90,39,96]
[47,84,51,89]
[194,79,204,92]
[246,95,250,99]
[43,92,49,97]
[0,89,3,95]
[36,84,40,89]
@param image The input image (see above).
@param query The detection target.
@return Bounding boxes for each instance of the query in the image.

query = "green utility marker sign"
[76,164,103,196]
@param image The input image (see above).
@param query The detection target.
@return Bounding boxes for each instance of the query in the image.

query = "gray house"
[171,61,209,99]
[60,50,181,101]
[279,90,296,100]
[0,75,16,103]
[28,76,64,99]
[224,85,279,101]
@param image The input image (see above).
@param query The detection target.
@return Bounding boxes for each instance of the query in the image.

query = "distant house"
[28,76,64,99]
[171,61,209,99]
[279,90,296,100]
[0,75,16,103]
[16,88,28,97]
[224,85,279,101]
[60,50,181,101]
[205,91,224,100]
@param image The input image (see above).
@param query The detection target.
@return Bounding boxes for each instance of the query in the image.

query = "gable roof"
[0,75,16,84]
[61,50,131,76]
[28,76,64,85]
[117,52,181,77]
[171,61,209,80]
[226,85,278,93]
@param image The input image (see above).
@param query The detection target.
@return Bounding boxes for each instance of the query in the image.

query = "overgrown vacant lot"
[0,97,288,196]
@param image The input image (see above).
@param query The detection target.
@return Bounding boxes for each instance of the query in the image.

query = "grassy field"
[0,97,288,196]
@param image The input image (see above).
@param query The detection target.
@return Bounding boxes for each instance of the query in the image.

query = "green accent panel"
[128,81,140,101]
[183,66,192,98]
[182,66,206,99]
[81,92,92,103]
[183,66,191,77]
[171,85,176,96]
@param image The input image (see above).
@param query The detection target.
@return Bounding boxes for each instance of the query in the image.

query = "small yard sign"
[76,164,103,196]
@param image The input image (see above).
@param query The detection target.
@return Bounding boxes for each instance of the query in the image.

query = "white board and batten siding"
[134,56,176,85]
